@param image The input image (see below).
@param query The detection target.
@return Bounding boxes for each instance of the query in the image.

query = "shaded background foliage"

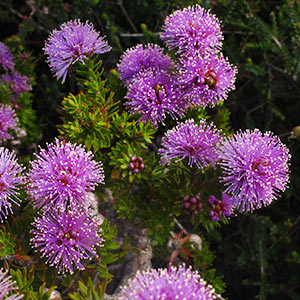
[0,0,299,299]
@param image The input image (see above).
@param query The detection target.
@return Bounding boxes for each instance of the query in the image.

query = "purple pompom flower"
[126,68,186,127]
[218,129,291,212]
[117,44,173,85]
[0,269,23,299]
[178,52,237,107]
[161,5,223,55]
[159,119,222,169]
[1,72,31,101]
[0,104,19,141]
[44,19,111,83]
[0,42,14,71]
[208,193,232,221]
[118,264,220,300]
[0,148,25,222]
[31,208,103,274]
[27,139,104,211]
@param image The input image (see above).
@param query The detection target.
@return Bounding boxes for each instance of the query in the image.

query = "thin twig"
[120,32,161,37]
[117,0,138,33]
[173,217,188,235]
[264,54,289,76]
[0,255,33,268]
[10,7,24,19]
[259,239,267,300]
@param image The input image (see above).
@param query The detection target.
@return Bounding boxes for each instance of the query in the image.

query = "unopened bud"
[292,126,300,138]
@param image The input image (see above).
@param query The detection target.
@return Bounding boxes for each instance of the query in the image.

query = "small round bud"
[292,126,300,138]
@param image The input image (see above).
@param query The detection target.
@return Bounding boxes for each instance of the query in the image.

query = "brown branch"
[117,0,138,33]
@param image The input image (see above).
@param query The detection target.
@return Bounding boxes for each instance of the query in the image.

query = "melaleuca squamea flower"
[0,269,23,299]
[208,193,232,221]
[0,148,25,222]
[159,119,222,169]
[118,264,220,300]
[0,42,14,71]
[178,52,237,107]
[1,72,31,101]
[125,68,186,127]
[117,44,173,85]
[218,129,291,212]
[31,208,103,274]
[0,104,19,141]
[161,5,223,55]
[27,139,104,211]
[44,19,111,83]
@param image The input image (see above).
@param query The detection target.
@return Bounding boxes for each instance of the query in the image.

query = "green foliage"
[16,92,41,145]
[110,112,155,145]
[0,229,15,257]
[108,114,156,182]
[10,268,56,300]
[68,220,119,300]
[190,240,226,295]
[69,277,105,300]
[212,107,232,134]
[97,220,119,278]
[58,59,118,152]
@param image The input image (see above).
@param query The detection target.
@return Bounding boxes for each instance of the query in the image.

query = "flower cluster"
[159,119,222,169]
[218,129,291,212]
[0,104,19,141]
[125,68,186,127]
[117,5,236,126]
[28,139,105,274]
[117,44,173,85]
[0,42,14,71]
[27,138,104,211]
[118,264,220,300]
[182,194,202,216]
[44,19,111,83]
[31,207,103,274]
[208,193,232,221]
[0,148,25,222]
[161,5,223,55]
[0,269,23,299]
[161,5,236,108]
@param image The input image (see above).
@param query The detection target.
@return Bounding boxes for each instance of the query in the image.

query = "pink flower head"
[178,52,237,107]
[1,72,31,101]
[27,139,104,211]
[44,19,111,83]
[125,68,186,127]
[31,207,103,274]
[161,5,223,55]
[0,148,25,222]
[0,269,23,299]
[159,119,222,169]
[218,129,291,212]
[0,104,19,141]
[118,264,220,300]
[208,193,232,221]
[117,44,173,85]
[0,42,14,71]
